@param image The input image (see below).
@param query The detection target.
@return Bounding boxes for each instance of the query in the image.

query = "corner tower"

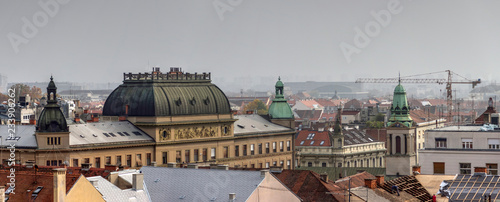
[385,81,417,176]
[268,77,294,128]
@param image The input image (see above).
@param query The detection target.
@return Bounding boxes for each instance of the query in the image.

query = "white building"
[419,125,500,175]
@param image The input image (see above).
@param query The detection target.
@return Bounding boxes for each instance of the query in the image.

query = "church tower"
[330,107,344,149]
[385,80,417,176]
[36,76,70,152]
[268,77,294,128]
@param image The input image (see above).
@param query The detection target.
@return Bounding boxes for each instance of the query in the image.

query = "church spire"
[387,80,413,128]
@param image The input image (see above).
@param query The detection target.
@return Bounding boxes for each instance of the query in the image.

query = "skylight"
[132,131,142,136]
[300,141,305,145]
[320,141,325,145]
[103,133,110,137]
[310,141,315,145]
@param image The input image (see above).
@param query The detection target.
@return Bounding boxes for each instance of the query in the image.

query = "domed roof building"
[268,77,293,119]
[103,68,230,117]
[37,76,68,132]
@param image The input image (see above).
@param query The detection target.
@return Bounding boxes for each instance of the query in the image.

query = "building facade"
[419,125,500,175]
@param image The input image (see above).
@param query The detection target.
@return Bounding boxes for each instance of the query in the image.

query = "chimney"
[229,193,236,201]
[132,173,144,190]
[376,175,385,185]
[108,172,118,185]
[412,166,421,175]
[53,168,67,202]
[89,179,98,187]
[0,186,4,202]
[188,164,199,169]
[151,162,157,167]
[474,167,487,175]
[320,173,329,182]
[364,178,377,189]
[74,117,80,122]
[167,162,177,168]
[118,116,127,121]
[260,170,269,178]
[217,165,229,170]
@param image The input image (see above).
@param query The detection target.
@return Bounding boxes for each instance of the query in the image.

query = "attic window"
[109,133,117,137]
[103,133,110,137]
[179,195,186,199]
[264,124,268,127]
[154,179,160,183]
[132,131,142,136]
[32,186,43,197]
[210,197,217,201]
[92,134,98,137]
[237,124,245,129]
[251,125,255,128]
[80,135,85,138]
[123,132,131,136]
[117,132,125,136]
[310,141,315,145]
[320,141,325,145]
[300,141,305,145]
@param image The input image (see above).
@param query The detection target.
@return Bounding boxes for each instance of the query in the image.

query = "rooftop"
[233,114,294,136]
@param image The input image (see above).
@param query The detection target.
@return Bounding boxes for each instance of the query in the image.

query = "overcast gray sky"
[1,0,499,91]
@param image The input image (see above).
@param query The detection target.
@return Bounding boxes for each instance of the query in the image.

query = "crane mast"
[356,70,481,123]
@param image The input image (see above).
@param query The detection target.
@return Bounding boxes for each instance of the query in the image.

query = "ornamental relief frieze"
[175,126,217,140]
[159,128,171,141]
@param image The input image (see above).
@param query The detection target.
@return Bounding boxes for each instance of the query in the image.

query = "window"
[459,163,471,174]
[250,144,255,155]
[280,161,284,167]
[258,143,262,154]
[462,138,473,149]
[322,162,327,167]
[105,156,111,165]
[116,156,122,166]
[436,138,447,148]
[84,158,90,164]
[176,151,181,163]
[235,145,240,157]
[73,159,79,167]
[185,150,190,163]
[266,162,270,168]
[126,155,132,167]
[488,139,500,149]
[273,161,277,166]
[418,143,421,149]
[308,162,312,167]
[193,149,199,162]
[320,141,325,145]
[266,143,270,153]
[146,153,151,166]
[310,141,315,145]
[306,133,316,139]
[433,162,445,174]
[280,141,284,152]
[287,141,291,151]
[243,145,247,156]
[338,163,342,167]
[395,136,401,153]
[95,157,101,168]
[136,154,142,167]
[223,147,228,158]
[47,137,61,145]
[162,152,168,164]
[300,141,305,145]
[211,148,216,160]
[287,160,291,169]
[487,164,498,175]
[202,148,207,161]
[259,163,263,168]
[273,142,277,152]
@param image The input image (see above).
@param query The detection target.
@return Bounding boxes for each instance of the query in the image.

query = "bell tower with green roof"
[385,78,417,176]
[268,77,294,128]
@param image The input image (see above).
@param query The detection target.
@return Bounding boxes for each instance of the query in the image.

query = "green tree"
[374,113,385,122]
[244,99,268,115]
[9,84,43,100]
[366,121,384,128]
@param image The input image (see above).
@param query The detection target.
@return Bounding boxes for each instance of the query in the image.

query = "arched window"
[396,136,401,154]
[338,139,342,148]
[354,161,357,167]
[373,158,376,167]
[308,162,312,167]
[347,161,350,167]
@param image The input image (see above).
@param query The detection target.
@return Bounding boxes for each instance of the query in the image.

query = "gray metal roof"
[233,114,293,136]
[140,166,264,202]
[69,121,154,146]
[86,176,150,202]
[0,125,37,148]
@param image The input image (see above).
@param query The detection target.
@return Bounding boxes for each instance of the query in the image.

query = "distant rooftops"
[123,67,211,83]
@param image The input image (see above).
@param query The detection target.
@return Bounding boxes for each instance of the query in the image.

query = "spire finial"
[278,76,281,81]
[398,72,401,84]
[50,75,53,81]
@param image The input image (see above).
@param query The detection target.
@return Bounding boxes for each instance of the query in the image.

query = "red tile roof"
[0,165,114,201]
[341,110,360,115]
[273,170,345,202]
[294,110,322,121]
[334,171,376,190]
[296,130,331,146]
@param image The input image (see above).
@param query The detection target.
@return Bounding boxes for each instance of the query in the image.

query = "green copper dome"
[103,70,231,116]
[269,77,293,119]
[387,83,413,128]
[37,77,68,132]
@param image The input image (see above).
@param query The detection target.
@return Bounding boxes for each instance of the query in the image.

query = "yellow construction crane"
[355,70,481,122]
